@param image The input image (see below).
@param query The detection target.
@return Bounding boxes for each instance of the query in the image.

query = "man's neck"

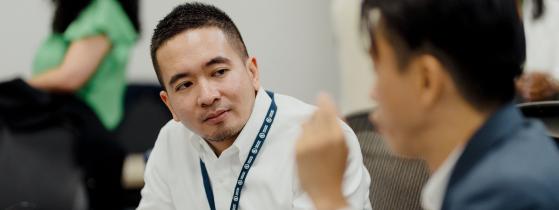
[206,136,237,157]
[421,103,495,174]
[206,89,260,157]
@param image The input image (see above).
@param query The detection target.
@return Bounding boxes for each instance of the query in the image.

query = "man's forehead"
[157,29,233,68]
[158,27,229,56]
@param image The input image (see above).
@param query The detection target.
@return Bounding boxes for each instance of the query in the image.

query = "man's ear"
[246,57,260,90]
[412,54,446,110]
[160,90,179,121]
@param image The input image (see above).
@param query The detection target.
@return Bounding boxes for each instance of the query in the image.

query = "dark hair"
[532,0,545,19]
[150,2,249,89]
[51,0,141,33]
[361,0,526,110]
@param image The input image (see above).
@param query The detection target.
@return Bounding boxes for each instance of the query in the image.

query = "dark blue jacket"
[443,103,559,210]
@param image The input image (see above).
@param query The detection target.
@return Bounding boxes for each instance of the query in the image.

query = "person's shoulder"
[65,0,138,43]
[476,119,559,180]
[449,171,559,209]
[451,161,559,208]
[274,92,360,143]
[275,92,355,130]
[275,93,317,115]
[154,120,196,148]
[159,119,183,131]
[272,92,317,124]
[453,120,559,206]
[493,118,559,167]
[149,120,198,167]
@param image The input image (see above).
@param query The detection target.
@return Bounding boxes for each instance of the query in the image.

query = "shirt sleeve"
[63,0,137,44]
[339,121,373,210]
[136,126,174,210]
[292,121,372,210]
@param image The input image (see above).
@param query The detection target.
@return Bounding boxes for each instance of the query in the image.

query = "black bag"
[0,78,125,210]
[0,78,87,209]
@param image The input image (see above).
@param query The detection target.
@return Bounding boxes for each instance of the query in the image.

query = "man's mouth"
[203,109,230,124]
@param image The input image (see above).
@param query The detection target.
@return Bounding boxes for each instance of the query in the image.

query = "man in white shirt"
[137,2,371,210]
[296,0,559,209]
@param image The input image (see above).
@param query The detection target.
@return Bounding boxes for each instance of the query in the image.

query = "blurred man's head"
[361,0,526,156]
[151,2,260,143]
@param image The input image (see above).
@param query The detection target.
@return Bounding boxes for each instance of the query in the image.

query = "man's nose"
[197,81,220,107]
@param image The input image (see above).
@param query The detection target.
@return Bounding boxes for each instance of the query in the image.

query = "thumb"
[316,92,340,119]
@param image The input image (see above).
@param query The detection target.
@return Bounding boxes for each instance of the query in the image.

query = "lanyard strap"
[200,91,277,210]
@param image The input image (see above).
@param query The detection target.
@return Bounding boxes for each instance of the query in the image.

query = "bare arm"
[515,72,559,102]
[28,35,111,93]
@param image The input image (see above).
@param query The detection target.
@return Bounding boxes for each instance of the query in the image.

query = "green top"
[32,0,138,130]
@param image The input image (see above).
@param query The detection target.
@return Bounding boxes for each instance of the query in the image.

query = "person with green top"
[26,0,141,209]
[28,0,140,131]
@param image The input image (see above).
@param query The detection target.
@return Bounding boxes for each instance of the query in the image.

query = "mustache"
[199,105,231,122]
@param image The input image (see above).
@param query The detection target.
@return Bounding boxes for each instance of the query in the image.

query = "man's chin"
[202,126,242,142]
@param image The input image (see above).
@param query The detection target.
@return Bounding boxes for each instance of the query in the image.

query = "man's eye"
[176,81,193,91]
[213,69,228,77]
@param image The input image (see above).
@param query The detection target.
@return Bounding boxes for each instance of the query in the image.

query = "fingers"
[316,93,338,117]
[315,93,344,131]
[518,72,557,102]
[297,92,346,150]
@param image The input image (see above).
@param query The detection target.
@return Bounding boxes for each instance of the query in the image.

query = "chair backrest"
[518,101,559,147]
[113,84,172,207]
[345,111,430,210]
[115,84,172,153]
[0,124,87,210]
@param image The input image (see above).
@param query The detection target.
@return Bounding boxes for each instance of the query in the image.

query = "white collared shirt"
[137,87,372,210]
[421,147,464,210]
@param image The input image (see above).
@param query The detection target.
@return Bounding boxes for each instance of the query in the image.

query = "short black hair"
[361,0,526,111]
[52,0,140,33]
[150,2,249,89]
[531,0,545,19]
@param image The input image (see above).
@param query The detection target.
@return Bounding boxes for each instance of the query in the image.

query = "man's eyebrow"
[205,56,231,67]
[168,72,190,87]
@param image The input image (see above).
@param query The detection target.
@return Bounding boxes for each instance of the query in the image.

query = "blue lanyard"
[200,91,277,210]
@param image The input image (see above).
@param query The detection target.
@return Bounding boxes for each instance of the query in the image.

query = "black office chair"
[0,78,87,210]
[518,101,559,147]
[113,84,172,208]
[0,122,87,210]
[345,111,430,210]
[115,84,171,153]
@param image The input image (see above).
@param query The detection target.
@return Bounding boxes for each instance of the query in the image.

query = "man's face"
[369,26,427,157]
[157,27,259,142]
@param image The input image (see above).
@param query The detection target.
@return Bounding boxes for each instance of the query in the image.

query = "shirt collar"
[422,103,524,210]
[193,87,272,162]
[437,103,525,209]
[231,87,272,161]
[421,146,464,210]
[446,103,524,190]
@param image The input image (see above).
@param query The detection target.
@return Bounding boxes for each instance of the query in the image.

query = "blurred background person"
[25,0,141,209]
[517,0,559,102]
[28,0,140,131]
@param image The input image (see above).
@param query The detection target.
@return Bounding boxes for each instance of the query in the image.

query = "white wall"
[0,0,340,105]
[0,0,51,79]
[331,0,376,114]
